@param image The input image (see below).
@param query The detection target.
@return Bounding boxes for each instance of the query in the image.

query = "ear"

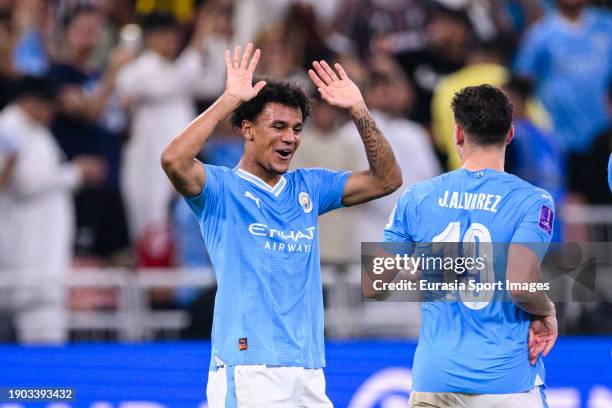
[241,120,254,141]
[454,124,464,147]
[505,125,515,145]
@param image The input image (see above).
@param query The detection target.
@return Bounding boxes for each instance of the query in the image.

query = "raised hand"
[528,314,558,365]
[308,60,365,114]
[224,43,266,102]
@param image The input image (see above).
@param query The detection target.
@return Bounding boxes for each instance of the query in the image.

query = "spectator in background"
[568,82,612,205]
[291,95,361,265]
[48,6,131,259]
[193,0,236,105]
[395,6,470,126]
[281,3,334,72]
[332,0,431,59]
[432,41,509,170]
[11,0,48,76]
[434,0,512,43]
[514,0,612,163]
[340,57,441,255]
[232,0,340,48]
[117,11,207,244]
[504,75,565,242]
[0,76,105,343]
[254,25,312,93]
[0,11,17,110]
[432,40,551,170]
[503,0,546,37]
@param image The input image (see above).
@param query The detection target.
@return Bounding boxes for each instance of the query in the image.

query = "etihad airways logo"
[248,223,316,241]
[248,223,315,253]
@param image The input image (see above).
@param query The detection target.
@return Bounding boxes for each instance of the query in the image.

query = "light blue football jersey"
[185,164,350,371]
[384,168,555,394]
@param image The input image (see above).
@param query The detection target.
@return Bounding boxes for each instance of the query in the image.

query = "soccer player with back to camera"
[161,43,401,406]
[368,85,557,407]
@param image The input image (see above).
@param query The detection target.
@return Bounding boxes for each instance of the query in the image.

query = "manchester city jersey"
[384,168,554,394]
[185,164,350,370]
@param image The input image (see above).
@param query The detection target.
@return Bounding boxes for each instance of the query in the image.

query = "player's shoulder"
[204,164,236,185]
[205,163,234,173]
[522,11,558,40]
[500,172,555,210]
[587,7,612,27]
[286,167,329,181]
[398,173,447,208]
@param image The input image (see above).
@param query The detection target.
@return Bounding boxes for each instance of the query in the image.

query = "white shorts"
[409,386,548,408]
[206,364,333,408]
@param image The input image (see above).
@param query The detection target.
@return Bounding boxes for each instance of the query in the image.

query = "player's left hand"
[528,314,558,365]
[308,60,365,115]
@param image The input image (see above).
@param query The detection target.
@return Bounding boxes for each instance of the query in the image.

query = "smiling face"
[242,102,304,177]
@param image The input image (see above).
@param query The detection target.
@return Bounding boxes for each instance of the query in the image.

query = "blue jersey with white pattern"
[384,168,555,394]
[185,164,350,370]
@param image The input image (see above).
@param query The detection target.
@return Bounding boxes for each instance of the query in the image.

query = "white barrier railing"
[0,204,610,341]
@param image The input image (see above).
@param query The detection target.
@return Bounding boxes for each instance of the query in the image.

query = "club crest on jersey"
[298,192,313,213]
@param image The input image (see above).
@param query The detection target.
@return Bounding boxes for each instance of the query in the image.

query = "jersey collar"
[235,168,287,197]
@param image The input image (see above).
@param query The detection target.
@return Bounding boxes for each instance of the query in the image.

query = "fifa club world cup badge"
[538,205,554,234]
[299,192,313,214]
[239,338,248,351]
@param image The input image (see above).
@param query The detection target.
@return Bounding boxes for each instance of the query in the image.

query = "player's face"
[250,103,303,175]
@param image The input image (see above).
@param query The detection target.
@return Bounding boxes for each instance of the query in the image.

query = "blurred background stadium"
[0,0,610,407]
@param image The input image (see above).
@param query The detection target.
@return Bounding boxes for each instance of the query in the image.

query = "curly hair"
[451,84,513,146]
[230,79,311,128]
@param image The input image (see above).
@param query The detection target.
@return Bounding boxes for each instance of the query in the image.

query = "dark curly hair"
[451,84,513,146]
[230,79,311,128]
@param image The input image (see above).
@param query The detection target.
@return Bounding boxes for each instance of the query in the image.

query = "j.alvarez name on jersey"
[248,223,315,253]
[438,190,502,212]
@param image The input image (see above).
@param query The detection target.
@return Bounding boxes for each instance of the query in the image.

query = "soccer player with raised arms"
[376,85,557,407]
[161,43,401,406]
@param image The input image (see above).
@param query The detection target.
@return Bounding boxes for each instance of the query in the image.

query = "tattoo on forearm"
[354,107,397,181]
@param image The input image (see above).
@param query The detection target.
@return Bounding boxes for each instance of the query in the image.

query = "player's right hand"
[528,314,558,365]
[224,43,266,102]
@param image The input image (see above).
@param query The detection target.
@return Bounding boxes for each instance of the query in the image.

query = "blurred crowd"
[0,0,610,343]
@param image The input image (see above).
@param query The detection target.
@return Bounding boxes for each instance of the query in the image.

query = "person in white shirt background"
[0,76,106,343]
[116,12,209,244]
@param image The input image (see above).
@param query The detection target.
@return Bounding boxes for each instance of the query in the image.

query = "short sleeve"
[383,189,413,243]
[511,191,555,260]
[303,168,351,215]
[183,163,223,221]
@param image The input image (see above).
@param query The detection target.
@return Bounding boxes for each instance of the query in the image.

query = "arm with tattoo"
[308,61,402,206]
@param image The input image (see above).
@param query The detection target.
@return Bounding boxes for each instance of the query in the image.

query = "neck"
[237,157,282,187]
[461,146,505,172]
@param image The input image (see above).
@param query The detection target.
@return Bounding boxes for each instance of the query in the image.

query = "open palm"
[308,61,364,112]
[224,43,266,102]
